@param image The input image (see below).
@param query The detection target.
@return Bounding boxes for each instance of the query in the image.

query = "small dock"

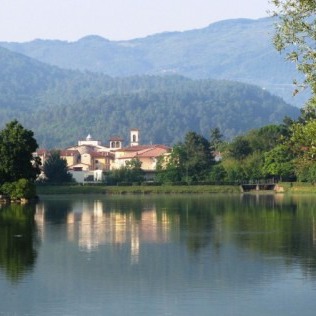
[240,183,276,192]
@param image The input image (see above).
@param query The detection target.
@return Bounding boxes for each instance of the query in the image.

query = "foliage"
[287,119,316,160]
[183,132,215,181]
[272,0,316,106]
[106,158,145,185]
[1,179,36,200]
[227,136,252,160]
[221,158,246,182]
[0,120,40,185]
[157,132,214,184]
[262,144,295,181]
[209,127,224,152]
[43,150,73,184]
[242,152,265,180]
[209,164,227,182]
[156,145,186,184]
[246,124,288,152]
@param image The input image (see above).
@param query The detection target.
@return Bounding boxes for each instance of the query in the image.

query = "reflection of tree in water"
[149,193,316,275]
[42,199,73,224]
[153,196,221,253]
[0,203,38,282]
[229,194,316,276]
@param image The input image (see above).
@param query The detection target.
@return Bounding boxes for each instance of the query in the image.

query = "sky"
[1,0,271,42]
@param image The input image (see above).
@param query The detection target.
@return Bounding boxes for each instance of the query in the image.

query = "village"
[35,129,170,183]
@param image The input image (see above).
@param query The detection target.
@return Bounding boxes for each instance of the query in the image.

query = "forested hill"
[0,46,299,149]
[0,17,307,106]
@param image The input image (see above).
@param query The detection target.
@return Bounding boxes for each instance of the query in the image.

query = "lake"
[1,193,316,316]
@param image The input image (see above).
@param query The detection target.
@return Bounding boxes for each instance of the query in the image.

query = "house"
[60,150,80,167]
[110,129,170,180]
[113,144,170,179]
[35,129,170,183]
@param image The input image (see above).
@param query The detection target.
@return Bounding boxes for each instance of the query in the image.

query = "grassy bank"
[278,182,316,194]
[35,182,316,196]
[36,184,241,195]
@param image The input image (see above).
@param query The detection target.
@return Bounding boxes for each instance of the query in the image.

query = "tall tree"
[228,136,252,160]
[156,132,214,183]
[0,120,40,185]
[272,0,316,106]
[262,144,295,181]
[183,131,214,181]
[209,127,224,152]
[156,144,186,183]
[43,150,72,183]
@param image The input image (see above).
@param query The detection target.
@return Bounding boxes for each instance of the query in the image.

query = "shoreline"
[35,184,241,195]
[35,182,316,195]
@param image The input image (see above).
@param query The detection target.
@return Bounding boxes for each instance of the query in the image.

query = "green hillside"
[0,18,308,106]
[0,46,299,149]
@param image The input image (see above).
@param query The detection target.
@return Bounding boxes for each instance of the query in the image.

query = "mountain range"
[0,18,302,148]
[0,17,307,107]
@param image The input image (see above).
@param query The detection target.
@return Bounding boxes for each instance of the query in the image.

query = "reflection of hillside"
[35,200,178,263]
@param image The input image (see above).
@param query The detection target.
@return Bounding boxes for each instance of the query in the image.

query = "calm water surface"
[1,193,316,316]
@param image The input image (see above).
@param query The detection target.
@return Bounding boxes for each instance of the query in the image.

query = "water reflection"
[0,203,38,282]
[3,194,316,315]
[34,194,316,274]
[35,197,178,264]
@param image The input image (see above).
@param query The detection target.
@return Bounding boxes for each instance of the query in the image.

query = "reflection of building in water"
[35,202,46,240]
[35,200,178,263]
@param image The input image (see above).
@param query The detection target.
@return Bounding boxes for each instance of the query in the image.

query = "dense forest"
[0,46,299,149]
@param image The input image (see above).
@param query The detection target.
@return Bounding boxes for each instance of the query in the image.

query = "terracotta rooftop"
[90,151,115,158]
[36,149,48,155]
[118,145,170,159]
[115,144,169,152]
[60,150,80,156]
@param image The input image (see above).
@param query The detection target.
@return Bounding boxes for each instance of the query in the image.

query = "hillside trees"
[0,67,299,149]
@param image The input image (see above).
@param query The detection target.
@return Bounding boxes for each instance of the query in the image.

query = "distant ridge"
[0,17,306,106]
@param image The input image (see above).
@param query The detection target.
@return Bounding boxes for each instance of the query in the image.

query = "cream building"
[36,129,170,183]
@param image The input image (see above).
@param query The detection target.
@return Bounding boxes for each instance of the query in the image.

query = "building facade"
[35,129,170,183]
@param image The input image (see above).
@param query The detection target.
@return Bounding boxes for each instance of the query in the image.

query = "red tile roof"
[90,151,115,159]
[115,144,169,152]
[36,149,49,155]
[60,150,80,156]
[118,145,170,159]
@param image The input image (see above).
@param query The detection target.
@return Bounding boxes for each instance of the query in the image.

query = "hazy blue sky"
[1,0,271,42]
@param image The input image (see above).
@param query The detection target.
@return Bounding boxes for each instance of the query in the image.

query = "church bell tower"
[130,129,139,147]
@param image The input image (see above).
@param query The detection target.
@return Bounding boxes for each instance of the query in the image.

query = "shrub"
[1,179,36,200]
